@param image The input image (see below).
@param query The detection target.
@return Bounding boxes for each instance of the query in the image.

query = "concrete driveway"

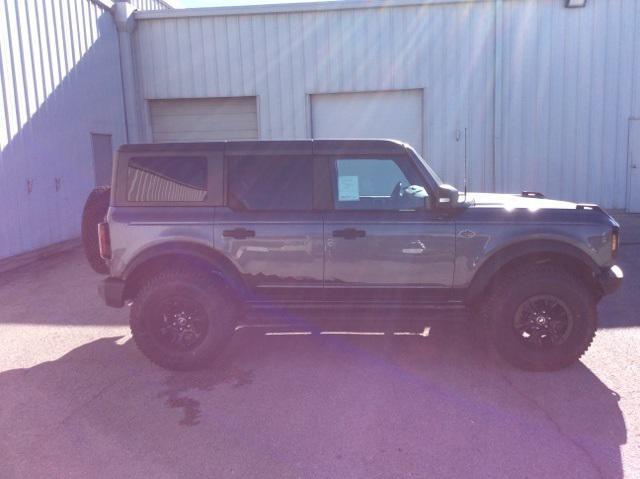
[1,216,639,479]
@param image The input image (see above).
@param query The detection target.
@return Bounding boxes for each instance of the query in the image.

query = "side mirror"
[405,185,428,198]
[430,184,459,209]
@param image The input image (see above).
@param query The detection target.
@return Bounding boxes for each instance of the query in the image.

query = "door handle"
[223,228,256,239]
[332,228,366,239]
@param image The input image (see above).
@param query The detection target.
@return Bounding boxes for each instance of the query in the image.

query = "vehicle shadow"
[0,322,625,479]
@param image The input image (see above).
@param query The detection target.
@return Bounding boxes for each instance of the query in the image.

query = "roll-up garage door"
[310,89,423,153]
[149,97,259,142]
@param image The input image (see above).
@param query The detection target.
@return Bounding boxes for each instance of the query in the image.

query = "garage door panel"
[153,129,259,142]
[149,97,258,142]
[151,112,258,133]
[150,97,257,116]
[311,89,423,153]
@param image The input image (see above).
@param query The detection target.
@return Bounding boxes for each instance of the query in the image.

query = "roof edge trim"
[134,0,475,20]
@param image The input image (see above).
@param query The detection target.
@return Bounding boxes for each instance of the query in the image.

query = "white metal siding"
[499,0,640,208]
[0,0,127,259]
[133,0,640,209]
[149,97,259,142]
[311,90,423,153]
[133,1,496,194]
[135,2,495,190]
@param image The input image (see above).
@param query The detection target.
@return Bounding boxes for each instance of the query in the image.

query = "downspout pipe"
[493,0,503,192]
[113,1,140,143]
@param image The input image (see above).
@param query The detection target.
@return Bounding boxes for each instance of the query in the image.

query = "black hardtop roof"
[118,139,409,156]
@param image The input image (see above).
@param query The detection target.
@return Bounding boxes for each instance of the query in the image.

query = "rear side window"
[228,157,313,211]
[127,156,207,202]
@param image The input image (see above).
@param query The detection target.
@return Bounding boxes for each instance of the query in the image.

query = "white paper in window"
[338,175,359,201]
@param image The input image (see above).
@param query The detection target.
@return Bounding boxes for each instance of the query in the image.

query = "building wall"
[134,0,496,193]
[0,0,127,259]
[133,0,640,209]
[498,0,640,210]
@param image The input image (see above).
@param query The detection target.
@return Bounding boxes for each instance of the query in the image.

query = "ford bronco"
[96,140,623,371]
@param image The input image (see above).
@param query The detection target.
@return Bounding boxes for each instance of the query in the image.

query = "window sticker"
[338,175,360,201]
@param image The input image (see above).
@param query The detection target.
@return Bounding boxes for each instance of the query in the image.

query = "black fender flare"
[465,239,601,303]
[122,241,248,299]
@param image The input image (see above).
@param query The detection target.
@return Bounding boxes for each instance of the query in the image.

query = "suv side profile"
[97,139,623,371]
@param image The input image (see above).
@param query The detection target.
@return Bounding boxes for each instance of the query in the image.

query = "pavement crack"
[30,374,130,452]
[59,374,128,426]
[498,371,605,479]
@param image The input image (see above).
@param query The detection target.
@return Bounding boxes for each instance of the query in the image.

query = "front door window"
[333,158,428,211]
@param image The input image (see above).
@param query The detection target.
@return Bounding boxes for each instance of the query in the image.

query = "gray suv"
[97,139,623,372]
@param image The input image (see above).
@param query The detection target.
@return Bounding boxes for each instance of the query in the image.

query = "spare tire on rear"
[81,186,111,274]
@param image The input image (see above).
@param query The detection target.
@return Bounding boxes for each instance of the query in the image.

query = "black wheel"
[482,264,597,371]
[130,269,238,371]
[81,186,111,274]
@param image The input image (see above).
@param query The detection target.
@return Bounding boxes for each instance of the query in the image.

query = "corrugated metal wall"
[133,0,640,209]
[0,0,127,259]
[134,1,496,194]
[499,0,640,209]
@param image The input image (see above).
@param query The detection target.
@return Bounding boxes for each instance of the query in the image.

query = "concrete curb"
[0,238,81,275]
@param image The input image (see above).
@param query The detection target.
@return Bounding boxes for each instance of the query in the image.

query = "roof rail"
[576,203,604,213]
[521,191,545,198]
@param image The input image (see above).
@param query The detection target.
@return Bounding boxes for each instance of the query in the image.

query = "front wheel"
[482,264,597,371]
[130,269,237,371]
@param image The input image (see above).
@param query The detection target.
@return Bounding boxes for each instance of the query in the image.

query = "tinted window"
[128,156,207,202]
[333,158,427,210]
[228,157,313,210]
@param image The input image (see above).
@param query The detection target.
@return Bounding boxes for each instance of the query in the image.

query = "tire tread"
[481,263,597,371]
[130,268,236,371]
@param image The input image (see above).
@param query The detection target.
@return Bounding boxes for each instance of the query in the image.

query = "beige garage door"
[311,89,423,154]
[149,97,259,142]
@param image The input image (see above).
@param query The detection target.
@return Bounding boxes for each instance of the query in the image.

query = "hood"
[462,192,578,211]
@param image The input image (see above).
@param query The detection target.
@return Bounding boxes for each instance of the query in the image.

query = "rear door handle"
[332,228,366,239]
[223,228,256,239]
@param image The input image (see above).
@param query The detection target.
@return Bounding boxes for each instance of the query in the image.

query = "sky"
[175,0,335,7]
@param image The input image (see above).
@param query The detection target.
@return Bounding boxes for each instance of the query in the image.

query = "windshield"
[405,144,445,186]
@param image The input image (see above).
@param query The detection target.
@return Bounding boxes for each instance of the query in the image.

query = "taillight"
[611,228,619,258]
[98,222,111,260]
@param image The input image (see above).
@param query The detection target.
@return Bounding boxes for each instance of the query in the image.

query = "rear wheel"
[81,186,111,274]
[482,264,597,371]
[130,269,237,371]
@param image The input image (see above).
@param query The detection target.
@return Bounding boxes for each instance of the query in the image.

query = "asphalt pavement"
[0,215,639,479]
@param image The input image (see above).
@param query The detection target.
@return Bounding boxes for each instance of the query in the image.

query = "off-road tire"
[81,186,111,274]
[482,263,597,371]
[130,269,237,371]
